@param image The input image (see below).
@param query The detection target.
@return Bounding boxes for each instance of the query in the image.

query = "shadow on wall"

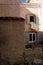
[0,30,9,65]
[0,29,8,47]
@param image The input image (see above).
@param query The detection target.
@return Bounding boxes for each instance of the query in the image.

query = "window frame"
[26,14,36,24]
[29,32,36,43]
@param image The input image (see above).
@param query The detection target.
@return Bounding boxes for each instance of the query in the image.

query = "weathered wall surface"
[0,0,19,4]
[0,19,25,64]
[0,0,20,17]
[0,19,42,65]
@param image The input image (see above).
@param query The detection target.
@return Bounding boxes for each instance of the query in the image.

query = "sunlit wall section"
[30,0,40,3]
[39,5,43,31]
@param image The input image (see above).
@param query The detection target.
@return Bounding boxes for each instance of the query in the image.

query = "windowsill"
[29,41,36,44]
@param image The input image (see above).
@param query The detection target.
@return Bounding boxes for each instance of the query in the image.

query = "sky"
[20,0,26,2]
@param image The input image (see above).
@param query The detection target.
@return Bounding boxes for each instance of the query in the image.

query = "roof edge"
[0,17,25,21]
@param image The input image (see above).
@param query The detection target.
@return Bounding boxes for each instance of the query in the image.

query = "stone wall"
[0,19,25,64]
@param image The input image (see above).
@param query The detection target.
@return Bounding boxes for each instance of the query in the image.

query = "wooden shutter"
[36,16,39,24]
[26,14,30,24]
[25,32,29,44]
[37,32,43,43]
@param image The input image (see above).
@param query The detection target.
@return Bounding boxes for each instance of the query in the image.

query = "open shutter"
[25,32,29,44]
[37,32,43,44]
[36,16,39,24]
[26,14,30,24]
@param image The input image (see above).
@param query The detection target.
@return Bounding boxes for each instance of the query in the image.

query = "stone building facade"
[0,0,43,65]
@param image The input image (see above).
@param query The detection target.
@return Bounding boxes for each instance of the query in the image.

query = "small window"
[26,15,36,24]
[29,33,36,43]
[25,32,36,43]
[30,15,36,22]
[30,16,34,22]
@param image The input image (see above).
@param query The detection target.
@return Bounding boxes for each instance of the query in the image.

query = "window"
[25,32,36,43]
[30,16,35,22]
[29,33,36,43]
[26,14,36,24]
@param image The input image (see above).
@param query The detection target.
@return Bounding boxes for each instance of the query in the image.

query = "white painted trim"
[29,33,36,43]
